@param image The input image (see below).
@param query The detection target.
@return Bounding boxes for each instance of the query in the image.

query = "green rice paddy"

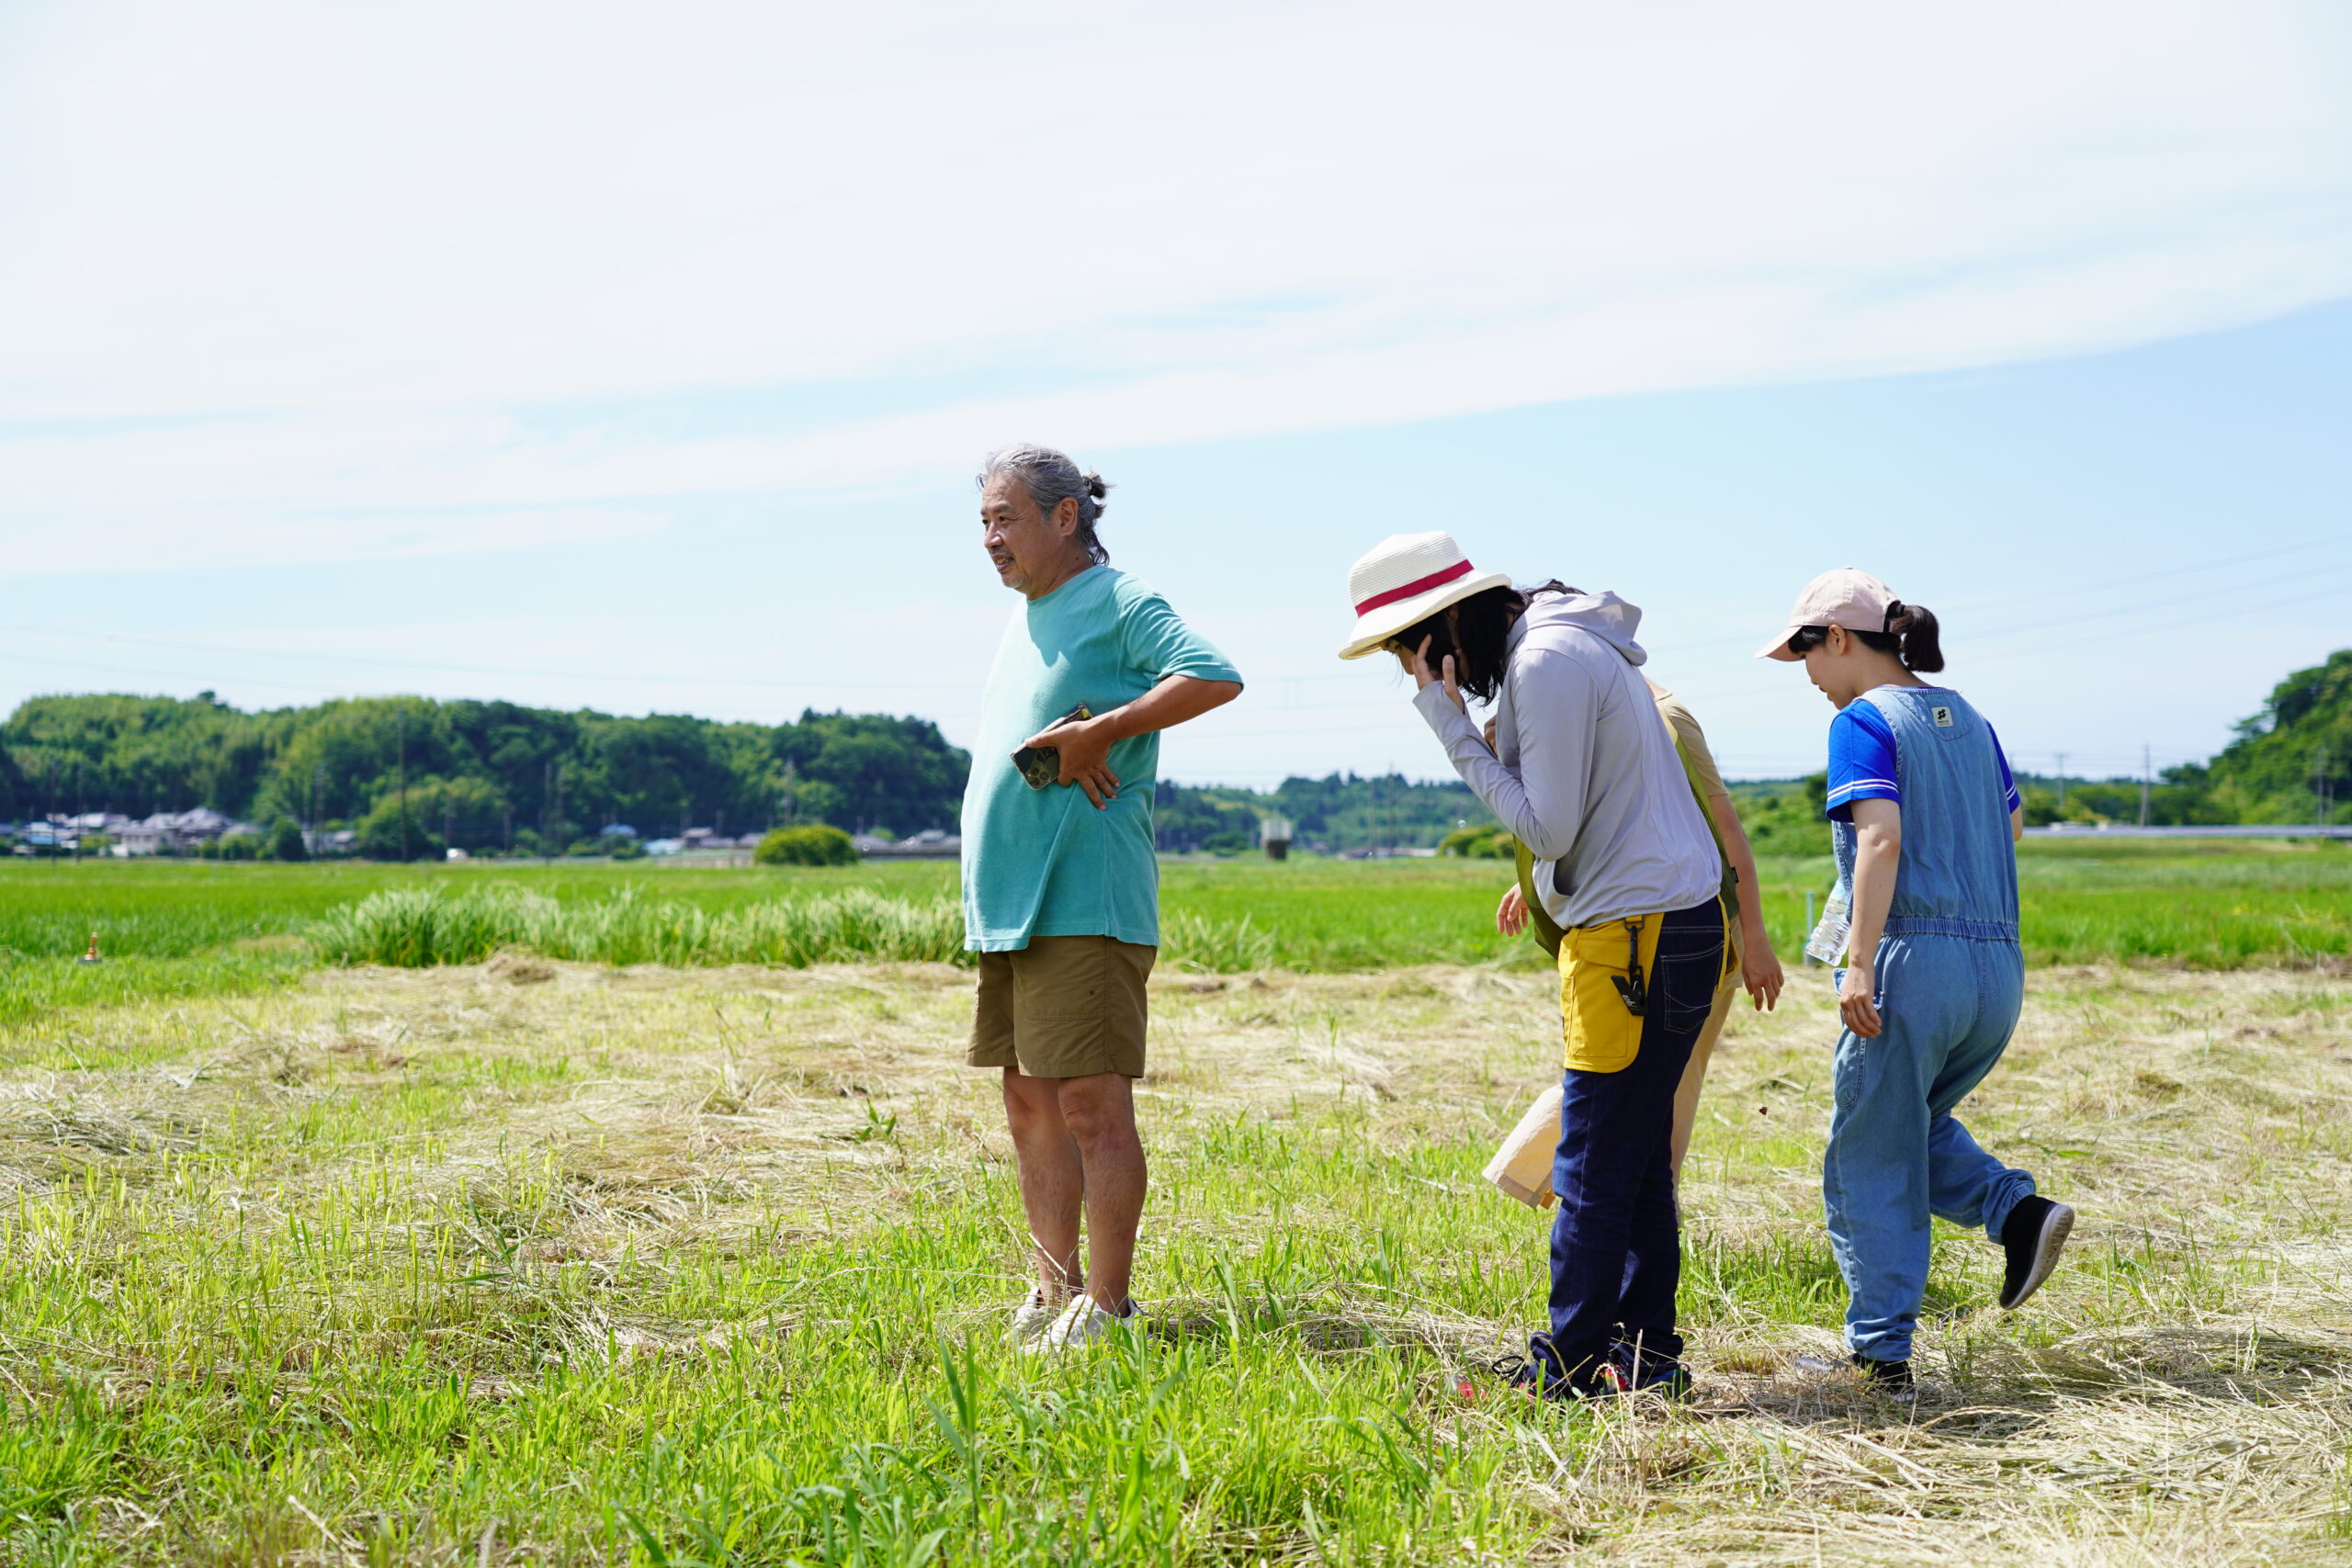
[0,840,2346,1025]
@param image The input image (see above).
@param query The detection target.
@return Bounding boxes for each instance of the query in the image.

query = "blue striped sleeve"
[1986,723,2022,814]
[1825,702,1900,821]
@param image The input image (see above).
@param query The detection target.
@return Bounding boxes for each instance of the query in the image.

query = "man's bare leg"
[1055,1072,1147,1306]
[1001,1068,1086,1297]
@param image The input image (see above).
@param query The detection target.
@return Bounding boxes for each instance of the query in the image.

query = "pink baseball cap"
[1756,568,1900,660]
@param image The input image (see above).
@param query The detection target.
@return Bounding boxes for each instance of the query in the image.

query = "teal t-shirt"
[961,566,1241,952]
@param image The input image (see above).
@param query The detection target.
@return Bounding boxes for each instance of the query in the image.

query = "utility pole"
[2054,752,2067,812]
[309,765,322,850]
[2318,743,2333,822]
[541,761,553,857]
[397,707,411,862]
[2138,744,2152,828]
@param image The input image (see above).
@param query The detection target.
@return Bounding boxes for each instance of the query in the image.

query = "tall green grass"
[308,885,1284,975]
[311,885,972,968]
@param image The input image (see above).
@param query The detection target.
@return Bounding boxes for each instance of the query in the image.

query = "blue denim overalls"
[1825,685,2036,1362]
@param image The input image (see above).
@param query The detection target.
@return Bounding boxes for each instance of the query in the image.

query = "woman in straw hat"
[1340,531,1725,1400]
[1759,568,2074,1399]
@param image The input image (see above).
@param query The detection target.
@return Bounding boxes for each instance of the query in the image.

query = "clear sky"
[3,2,2347,788]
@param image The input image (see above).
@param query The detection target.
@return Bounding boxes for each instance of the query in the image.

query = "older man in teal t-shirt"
[962,445,1240,1354]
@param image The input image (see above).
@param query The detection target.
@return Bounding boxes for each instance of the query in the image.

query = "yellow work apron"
[1557,912,1665,1073]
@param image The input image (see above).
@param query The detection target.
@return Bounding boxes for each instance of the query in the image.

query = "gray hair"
[978,445,1111,564]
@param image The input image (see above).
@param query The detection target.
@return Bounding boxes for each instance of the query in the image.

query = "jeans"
[1826,932,2036,1362]
[1532,898,1724,1388]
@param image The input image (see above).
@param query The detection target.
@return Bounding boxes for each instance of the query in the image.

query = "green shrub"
[754,825,858,866]
[1438,824,1513,859]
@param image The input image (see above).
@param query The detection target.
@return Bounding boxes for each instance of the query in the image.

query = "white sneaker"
[1028,1292,1140,1354]
[1010,1287,1064,1346]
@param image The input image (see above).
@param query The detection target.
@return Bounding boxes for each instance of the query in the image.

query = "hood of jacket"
[1510,587,1647,666]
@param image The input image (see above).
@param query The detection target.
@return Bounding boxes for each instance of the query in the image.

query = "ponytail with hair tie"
[1892,602,1944,673]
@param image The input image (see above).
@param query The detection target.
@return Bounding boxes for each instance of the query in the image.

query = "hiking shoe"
[1608,1347,1694,1401]
[1010,1286,1064,1346]
[1489,1353,1611,1404]
[1602,1335,1694,1399]
[1029,1292,1140,1354]
[1850,1354,1917,1402]
[1997,1195,2075,1310]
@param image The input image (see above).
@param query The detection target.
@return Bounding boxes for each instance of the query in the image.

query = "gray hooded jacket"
[1413,589,1721,931]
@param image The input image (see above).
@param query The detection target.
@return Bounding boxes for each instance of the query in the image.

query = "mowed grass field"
[0,847,2348,1563]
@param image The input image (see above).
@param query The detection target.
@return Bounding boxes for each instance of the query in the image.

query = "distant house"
[111,821,172,856]
[167,807,235,846]
[600,823,638,840]
[14,824,70,854]
[859,828,961,861]
[677,827,764,850]
[95,808,256,855]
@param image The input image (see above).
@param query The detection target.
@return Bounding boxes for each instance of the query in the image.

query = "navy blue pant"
[1532,899,1724,1388]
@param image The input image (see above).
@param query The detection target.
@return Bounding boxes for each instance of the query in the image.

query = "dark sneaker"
[1850,1353,1916,1401]
[1998,1195,2075,1310]
[1608,1341,1694,1400]
[1488,1353,1611,1403]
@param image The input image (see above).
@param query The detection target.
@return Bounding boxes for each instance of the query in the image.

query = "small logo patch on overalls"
[1932,705,1954,727]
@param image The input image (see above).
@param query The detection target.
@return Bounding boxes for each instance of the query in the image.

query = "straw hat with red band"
[1337,531,1515,660]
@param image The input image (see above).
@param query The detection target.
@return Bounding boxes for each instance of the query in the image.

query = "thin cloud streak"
[0,0,2347,567]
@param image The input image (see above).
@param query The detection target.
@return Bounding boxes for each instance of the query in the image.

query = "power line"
[1648,529,2352,658]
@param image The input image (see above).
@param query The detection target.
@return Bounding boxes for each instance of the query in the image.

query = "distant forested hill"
[1155,773,1492,853]
[0,694,967,855]
[2169,649,2352,823]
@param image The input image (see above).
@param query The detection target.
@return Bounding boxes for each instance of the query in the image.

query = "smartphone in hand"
[1012,705,1092,790]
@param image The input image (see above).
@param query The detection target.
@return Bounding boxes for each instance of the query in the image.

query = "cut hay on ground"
[0,957,2346,1563]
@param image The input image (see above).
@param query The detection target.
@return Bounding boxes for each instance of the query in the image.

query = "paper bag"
[1483,1082,1563,1209]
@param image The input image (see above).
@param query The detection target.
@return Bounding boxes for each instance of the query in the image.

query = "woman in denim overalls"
[1759,569,2076,1396]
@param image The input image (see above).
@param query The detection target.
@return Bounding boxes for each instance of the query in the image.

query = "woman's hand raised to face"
[1409,636,1465,713]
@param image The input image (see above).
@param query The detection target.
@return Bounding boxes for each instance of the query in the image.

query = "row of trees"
[5,649,2341,862]
[1155,773,1495,854]
[0,694,969,859]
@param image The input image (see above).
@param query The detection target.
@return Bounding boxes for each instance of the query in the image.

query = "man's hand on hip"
[1026,675,1242,809]
[1023,715,1122,809]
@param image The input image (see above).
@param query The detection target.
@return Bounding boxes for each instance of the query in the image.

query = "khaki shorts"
[968,935,1156,1079]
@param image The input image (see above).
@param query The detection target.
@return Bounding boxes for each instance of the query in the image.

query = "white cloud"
[0,0,2346,561]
